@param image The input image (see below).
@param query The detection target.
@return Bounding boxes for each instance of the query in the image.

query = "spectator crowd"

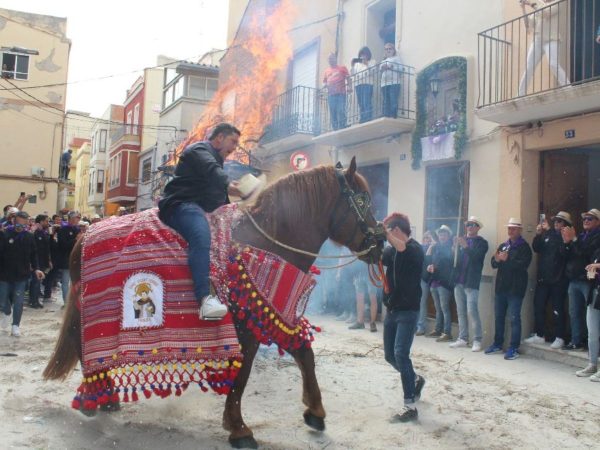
[0,195,102,337]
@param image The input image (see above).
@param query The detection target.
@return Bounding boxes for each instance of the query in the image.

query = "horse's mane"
[248,164,369,237]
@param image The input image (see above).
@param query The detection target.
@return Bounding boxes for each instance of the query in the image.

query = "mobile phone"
[28,195,37,204]
[539,213,546,224]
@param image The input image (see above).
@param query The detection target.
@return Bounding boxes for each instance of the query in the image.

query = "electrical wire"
[1,78,185,132]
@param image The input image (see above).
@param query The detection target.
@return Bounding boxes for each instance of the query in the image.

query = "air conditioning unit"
[31,166,45,177]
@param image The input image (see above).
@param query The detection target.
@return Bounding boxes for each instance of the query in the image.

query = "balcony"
[476,0,600,125]
[260,86,319,153]
[313,61,416,147]
[110,125,141,151]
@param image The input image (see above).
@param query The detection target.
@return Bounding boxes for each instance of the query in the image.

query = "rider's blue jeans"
[162,202,210,302]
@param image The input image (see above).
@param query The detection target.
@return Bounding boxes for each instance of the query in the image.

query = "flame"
[173,0,296,164]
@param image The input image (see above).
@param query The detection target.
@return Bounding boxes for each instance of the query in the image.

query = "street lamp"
[429,77,440,97]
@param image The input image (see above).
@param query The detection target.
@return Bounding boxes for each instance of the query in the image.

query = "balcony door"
[570,0,600,82]
[290,43,318,133]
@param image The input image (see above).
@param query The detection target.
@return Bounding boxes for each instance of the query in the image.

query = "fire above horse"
[43,157,384,449]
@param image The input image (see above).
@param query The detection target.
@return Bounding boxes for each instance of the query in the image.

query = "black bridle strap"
[329,169,376,248]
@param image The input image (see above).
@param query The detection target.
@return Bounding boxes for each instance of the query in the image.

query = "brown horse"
[43,157,383,449]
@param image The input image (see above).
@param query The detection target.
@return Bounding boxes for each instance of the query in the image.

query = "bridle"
[242,164,388,289]
[329,166,385,257]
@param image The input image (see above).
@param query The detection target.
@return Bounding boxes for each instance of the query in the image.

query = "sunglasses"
[583,216,597,222]
[14,224,25,229]
[466,223,479,227]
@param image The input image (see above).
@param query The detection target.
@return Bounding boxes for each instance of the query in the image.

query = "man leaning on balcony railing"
[323,53,351,131]
[518,0,570,96]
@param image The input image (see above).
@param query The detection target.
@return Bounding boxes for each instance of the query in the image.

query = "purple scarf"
[502,236,527,252]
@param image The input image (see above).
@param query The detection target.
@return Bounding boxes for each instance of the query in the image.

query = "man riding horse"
[158,123,243,320]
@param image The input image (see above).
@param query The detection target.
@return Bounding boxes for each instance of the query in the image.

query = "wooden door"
[540,152,588,232]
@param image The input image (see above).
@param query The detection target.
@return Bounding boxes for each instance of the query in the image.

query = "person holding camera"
[561,208,600,351]
[524,212,570,349]
[382,213,425,423]
[486,218,532,360]
[350,46,376,123]
[0,211,45,337]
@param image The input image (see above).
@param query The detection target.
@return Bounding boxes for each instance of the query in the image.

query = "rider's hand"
[227,181,243,198]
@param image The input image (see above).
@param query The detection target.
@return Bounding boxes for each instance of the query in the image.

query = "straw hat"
[237,174,267,208]
[581,209,600,221]
[506,217,522,228]
[551,211,572,225]
[437,224,453,235]
[464,216,483,228]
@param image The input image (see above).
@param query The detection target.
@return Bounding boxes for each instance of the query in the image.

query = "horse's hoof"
[303,411,325,431]
[99,401,121,413]
[229,435,258,449]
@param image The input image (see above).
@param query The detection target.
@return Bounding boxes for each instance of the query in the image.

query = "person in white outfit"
[518,0,569,96]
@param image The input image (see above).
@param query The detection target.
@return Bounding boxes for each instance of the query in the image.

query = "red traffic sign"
[290,151,310,171]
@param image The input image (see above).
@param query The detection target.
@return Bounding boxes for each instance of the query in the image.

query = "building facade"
[142,55,221,210]
[0,8,70,215]
[106,67,162,214]
[73,140,92,217]
[86,104,124,216]
[226,0,600,348]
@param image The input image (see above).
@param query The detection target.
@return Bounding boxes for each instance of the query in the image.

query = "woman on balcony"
[351,47,376,123]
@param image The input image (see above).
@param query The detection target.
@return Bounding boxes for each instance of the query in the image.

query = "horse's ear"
[346,156,357,178]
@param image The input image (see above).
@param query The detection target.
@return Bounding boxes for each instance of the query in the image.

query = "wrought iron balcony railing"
[478,0,600,107]
[261,86,319,145]
[316,60,415,135]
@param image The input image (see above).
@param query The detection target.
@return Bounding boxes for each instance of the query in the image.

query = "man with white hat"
[524,212,571,349]
[486,218,532,360]
[561,208,600,353]
[450,216,489,352]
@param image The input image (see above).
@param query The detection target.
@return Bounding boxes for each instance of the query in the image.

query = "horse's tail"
[43,240,83,381]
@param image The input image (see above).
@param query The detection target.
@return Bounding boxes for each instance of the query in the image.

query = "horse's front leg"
[289,345,326,431]
[223,330,260,449]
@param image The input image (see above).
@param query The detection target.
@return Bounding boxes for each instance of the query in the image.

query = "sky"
[2,1,229,117]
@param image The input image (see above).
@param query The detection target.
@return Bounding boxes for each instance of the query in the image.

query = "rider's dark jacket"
[159,141,230,220]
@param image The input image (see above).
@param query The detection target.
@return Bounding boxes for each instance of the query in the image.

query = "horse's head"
[328,157,385,264]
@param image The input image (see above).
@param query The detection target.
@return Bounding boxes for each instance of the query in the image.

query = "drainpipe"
[335,0,344,56]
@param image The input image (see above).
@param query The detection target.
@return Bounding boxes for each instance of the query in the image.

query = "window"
[189,76,218,100]
[126,111,133,134]
[164,68,177,86]
[173,78,184,101]
[89,170,94,196]
[164,85,174,108]
[110,154,122,188]
[1,52,30,80]
[141,158,152,183]
[133,104,140,135]
[127,152,139,185]
[163,76,185,108]
[97,169,104,193]
[99,129,107,152]
[424,163,469,234]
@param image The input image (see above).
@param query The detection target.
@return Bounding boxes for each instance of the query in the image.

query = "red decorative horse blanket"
[74,205,318,411]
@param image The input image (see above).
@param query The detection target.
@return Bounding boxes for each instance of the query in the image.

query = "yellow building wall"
[0,8,70,216]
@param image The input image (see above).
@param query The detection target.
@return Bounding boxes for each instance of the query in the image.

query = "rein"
[243,209,377,259]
